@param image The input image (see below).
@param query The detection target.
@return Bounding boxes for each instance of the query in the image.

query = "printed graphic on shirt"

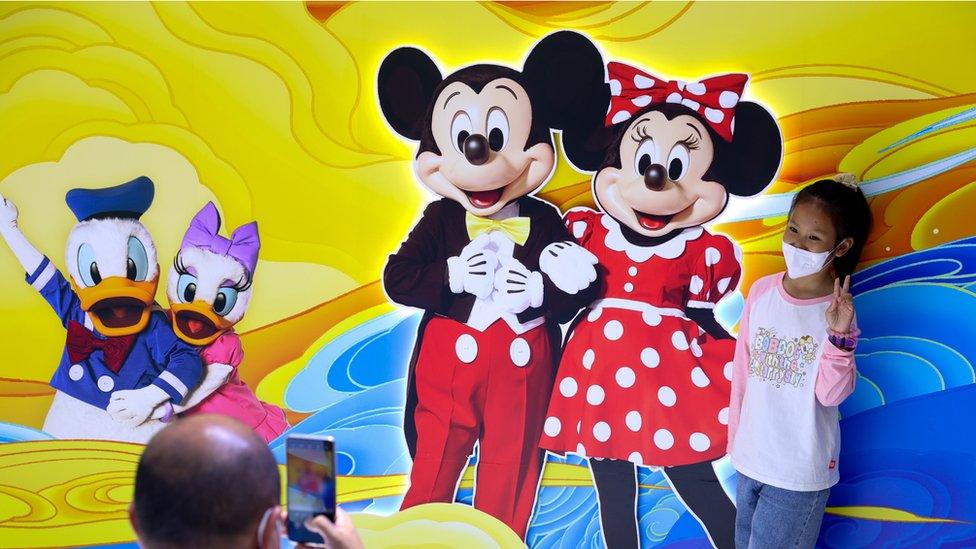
[749,328,820,389]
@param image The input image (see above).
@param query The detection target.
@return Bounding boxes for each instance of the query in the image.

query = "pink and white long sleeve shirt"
[728,272,857,491]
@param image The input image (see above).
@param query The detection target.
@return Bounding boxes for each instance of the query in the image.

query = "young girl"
[728,176,873,548]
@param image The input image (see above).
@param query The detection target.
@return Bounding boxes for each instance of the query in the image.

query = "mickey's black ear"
[378,47,443,141]
[523,31,609,131]
[713,101,783,197]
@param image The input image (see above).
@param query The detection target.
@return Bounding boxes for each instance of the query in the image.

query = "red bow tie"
[66,321,136,374]
[605,62,748,142]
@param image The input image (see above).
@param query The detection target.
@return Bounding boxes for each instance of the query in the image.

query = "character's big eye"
[177,273,198,303]
[667,144,690,181]
[77,243,101,287]
[633,139,656,176]
[126,236,150,281]
[213,287,239,317]
[486,108,509,151]
[451,111,473,154]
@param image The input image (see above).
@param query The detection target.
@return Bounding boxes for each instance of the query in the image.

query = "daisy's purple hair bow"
[180,202,260,276]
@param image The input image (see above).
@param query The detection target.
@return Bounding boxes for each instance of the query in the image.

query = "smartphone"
[286,435,336,544]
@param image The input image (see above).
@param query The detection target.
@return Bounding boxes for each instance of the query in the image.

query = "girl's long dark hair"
[791,178,873,280]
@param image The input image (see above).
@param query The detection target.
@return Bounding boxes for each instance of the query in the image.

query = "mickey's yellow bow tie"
[465,213,531,246]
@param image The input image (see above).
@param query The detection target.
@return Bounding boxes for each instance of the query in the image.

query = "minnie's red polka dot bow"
[605,62,748,142]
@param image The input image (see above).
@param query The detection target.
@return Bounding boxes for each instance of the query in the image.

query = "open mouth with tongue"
[175,310,220,340]
[633,209,676,231]
[463,187,505,209]
[91,297,147,329]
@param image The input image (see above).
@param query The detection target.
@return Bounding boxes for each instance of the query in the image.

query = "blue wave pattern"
[276,237,976,546]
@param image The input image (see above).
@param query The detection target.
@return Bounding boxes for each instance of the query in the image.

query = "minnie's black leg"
[590,458,640,549]
[662,460,735,549]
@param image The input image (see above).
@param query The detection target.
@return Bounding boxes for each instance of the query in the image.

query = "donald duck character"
[149,202,287,442]
[0,177,203,442]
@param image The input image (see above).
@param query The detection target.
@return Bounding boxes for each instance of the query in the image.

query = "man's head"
[130,415,281,549]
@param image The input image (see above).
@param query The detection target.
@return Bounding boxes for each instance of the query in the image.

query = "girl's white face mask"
[782,240,839,279]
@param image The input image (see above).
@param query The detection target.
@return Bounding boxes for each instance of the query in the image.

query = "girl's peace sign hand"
[825,275,854,333]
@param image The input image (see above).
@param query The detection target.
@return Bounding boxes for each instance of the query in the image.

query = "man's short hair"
[133,415,281,547]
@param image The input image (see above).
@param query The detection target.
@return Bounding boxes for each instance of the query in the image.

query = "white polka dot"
[718,407,730,425]
[609,79,622,96]
[587,385,606,405]
[611,110,631,125]
[681,98,701,111]
[624,282,634,293]
[634,74,655,89]
[604,320,624,341]
[572,221,587,238]
[510,337,531,367]
[691,366,710,387]
[705,247,722,266]
[625,411,642,431]
[724,361,734,381]
[717,277,732,294]
[719,90,740,108]
[704,108,725,124]
[616,367,636,388]
[666,92,682,104]
[576,442,587,456]
[582,349,596,370]
[97,375,115,392]
[593,421,611,442]
[587,308,602,322]
[690,432,711,452]
[689,275,704,295]
[686,81,707,96]
[544,417,561,437]
[577,421,581,433]
[559,377,578,398]
[690,338,703,358]
[628,451,644,465]
[672,331,689,351]
[641,347,660,368]
[631,95,652,107]
[642,309,662,326]
[628,266,638,276]
[68,364,84,381]
[658,386,677,407]
[654,429,674,450]
[455,334,478,364]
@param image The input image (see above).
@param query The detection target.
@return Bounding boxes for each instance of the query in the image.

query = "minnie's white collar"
[600,214,705,263]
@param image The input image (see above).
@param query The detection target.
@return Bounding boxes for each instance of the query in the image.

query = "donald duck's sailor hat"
[65,176,155,222]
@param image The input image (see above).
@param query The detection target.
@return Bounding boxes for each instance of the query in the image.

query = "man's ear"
[377,47,443,140]
[128,502,141,538]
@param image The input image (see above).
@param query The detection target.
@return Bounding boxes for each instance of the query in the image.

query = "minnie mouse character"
[378,32,605,538]
[539,58,783,547]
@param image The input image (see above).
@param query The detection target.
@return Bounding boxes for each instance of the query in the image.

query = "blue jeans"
[735,473,830,549]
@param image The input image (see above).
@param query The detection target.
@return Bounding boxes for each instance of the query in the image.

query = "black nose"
[644,163,667,191]
[463,134,490,165]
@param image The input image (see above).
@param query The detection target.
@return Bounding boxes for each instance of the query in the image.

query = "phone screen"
[286,436,336,543]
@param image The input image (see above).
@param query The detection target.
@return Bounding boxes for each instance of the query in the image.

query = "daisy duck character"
[539,52,783,548]
[151,202,288,443]
[377,31,605,538]
[0,177,203,443]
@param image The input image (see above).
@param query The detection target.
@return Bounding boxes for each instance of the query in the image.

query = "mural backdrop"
[0,1,975,548]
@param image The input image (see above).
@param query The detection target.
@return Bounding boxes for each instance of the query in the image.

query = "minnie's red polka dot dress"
[541,209,741,466]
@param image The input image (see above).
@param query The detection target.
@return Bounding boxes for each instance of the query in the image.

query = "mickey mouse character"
[539,58,783,548]
[378,32,604,538]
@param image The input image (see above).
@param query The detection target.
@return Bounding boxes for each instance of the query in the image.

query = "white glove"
[447,234,498,300]
[151,363,232,418]
[107,384,170,428]
[494,256,544,314]
[0,193,19,232]
[539,241,599,295]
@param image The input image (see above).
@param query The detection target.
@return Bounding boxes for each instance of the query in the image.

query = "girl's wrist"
[828,331,858,351]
